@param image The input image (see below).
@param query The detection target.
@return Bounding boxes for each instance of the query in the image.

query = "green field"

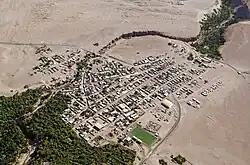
[131,125,156,146]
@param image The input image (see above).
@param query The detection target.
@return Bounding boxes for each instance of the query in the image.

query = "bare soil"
[222,22,250,72]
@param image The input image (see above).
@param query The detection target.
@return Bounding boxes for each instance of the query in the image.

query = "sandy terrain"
[222,22,250,72]
[0,45,42,95]
[0,0,216,94]
[109,36,172,63]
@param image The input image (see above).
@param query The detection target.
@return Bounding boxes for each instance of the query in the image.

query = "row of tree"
[98,30,198,55]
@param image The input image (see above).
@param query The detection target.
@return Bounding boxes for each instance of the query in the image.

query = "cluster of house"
[187,97,201,108]
[201,80,223,97]
[58,43,214,147]
[174,68,207,99]
[30,46,88,85]
[57,54,175,143]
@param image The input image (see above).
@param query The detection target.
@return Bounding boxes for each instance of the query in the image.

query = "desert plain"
[0,0,250,165]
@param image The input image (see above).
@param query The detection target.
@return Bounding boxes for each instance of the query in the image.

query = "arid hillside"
[222,22,250,72]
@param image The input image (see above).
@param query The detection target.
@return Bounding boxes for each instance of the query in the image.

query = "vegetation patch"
[0,89,43,164]
[192,0,238,59]
[131,124,156,146]
[159,159,168,165]
[170,154,186,165]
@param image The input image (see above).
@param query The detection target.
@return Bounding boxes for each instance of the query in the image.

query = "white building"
[162,99,173,109]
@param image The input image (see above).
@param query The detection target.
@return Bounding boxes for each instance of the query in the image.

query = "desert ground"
[0,0,216,95]
[109,36,187,64]
[222,22,250,72]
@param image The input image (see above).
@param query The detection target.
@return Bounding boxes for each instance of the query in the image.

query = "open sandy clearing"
[109,36,172,64]
[0,45,41,95]
[109,36,188,64]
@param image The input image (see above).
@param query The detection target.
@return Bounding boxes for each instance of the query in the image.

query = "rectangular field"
[131,125,156,146]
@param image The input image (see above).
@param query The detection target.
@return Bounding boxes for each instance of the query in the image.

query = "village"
[0,0,249,164]
[28,38,224,163]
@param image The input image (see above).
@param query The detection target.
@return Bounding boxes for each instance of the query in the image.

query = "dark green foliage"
[23,93,136,165]
[171,154,186,165]
[187,53,194,61]
[75,59,90,80]
[159,159,168,165]
[193,0,238,59]
[0,89,42,164]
